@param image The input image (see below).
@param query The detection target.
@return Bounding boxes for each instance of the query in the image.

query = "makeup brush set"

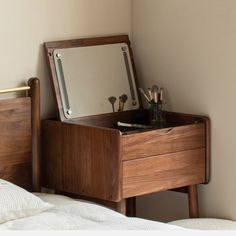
[139,85,166,128]
[109,86,166,131]
[138,85,163,105]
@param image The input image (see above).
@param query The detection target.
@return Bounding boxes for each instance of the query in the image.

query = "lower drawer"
[122,148,206,198]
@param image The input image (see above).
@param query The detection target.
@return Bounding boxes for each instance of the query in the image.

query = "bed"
[0,192,184,230]
[0,78,197,230]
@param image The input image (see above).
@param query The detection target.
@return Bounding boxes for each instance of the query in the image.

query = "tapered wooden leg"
[126,197,136,217]
[115,199,127,215]
[188,185,199,218]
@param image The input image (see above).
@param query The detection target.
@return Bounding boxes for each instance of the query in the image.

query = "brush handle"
[118,101,124,112]
[139,88,150,102]
[117,121,152,129]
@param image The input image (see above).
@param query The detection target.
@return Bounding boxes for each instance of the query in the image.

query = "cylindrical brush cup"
[149,100,166,128]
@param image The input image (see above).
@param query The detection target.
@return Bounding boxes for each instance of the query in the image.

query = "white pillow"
[0,179,54,223]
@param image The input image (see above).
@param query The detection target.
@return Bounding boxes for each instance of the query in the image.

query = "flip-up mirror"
[45,35,140,121]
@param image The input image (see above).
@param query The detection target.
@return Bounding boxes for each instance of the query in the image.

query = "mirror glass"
[53,43,139,118]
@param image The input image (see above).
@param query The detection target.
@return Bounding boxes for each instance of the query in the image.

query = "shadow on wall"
[36,44,57,119]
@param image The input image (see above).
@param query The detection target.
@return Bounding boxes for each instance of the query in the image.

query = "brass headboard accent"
[0,86,30,95]
[0,78,40,192]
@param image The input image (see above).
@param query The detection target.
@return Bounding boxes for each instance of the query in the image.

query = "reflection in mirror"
[53,43,139,119]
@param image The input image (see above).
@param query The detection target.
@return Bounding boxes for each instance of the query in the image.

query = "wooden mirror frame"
[45,35,142,122]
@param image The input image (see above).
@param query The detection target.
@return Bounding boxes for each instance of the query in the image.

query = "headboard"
[0,78,40,192]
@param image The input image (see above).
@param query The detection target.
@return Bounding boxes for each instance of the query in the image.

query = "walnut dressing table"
[42,35,210,218]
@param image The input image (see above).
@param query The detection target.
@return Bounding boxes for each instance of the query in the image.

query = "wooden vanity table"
[42,35,210,218]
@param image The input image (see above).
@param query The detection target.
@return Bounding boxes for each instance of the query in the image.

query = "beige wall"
[0,0,132,117]
[133,0,236,222]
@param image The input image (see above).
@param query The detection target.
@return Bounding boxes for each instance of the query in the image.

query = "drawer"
[122,123,206,161]
[122,148,206,198]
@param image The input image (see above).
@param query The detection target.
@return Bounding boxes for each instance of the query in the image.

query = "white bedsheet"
[0,193,186,230]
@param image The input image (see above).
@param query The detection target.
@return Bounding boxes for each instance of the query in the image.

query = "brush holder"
[149,101,166,128]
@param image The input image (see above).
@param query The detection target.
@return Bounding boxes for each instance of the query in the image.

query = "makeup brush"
[118,94,128,112]
[159,88,163,103]
[148,88,153,101]
[117,121,152,129]
[151,85,159,103]
[139,88,150,102]
[108,96,116,112]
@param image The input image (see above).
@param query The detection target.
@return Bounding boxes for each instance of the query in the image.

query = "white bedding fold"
[0,193,186,230]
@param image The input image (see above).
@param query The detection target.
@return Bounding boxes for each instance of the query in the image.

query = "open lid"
[45,35,141,121]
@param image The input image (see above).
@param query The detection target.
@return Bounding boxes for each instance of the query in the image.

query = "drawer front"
[122,148,205,198]
[122,124,205,161]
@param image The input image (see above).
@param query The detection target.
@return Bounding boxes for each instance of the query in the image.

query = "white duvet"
[0,193,186,230]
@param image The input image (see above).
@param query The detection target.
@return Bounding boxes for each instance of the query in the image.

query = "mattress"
[0,193,187,230]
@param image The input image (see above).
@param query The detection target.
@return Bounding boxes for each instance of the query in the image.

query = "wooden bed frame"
[0,78,40,192]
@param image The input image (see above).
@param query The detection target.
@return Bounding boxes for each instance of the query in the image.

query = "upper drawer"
[122,123,206,161]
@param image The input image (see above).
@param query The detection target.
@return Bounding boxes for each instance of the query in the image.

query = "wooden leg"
[188,185,199,218]
[126,197,136,217]
[115,199,126,215]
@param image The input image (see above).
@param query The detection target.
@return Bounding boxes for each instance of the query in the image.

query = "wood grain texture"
[0,97,32,190]
[42,121,123,202]
[115,200,126,215]
[62,123,122,201]
[122,148,206,198]
[122,123,206,161]
[167,112,211,184]
[0,78,40,191]
[0,163,32,190]
[28,78,41,192]
[45,35,131,50]
[42,120,63,190]
[188,185,199,218]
